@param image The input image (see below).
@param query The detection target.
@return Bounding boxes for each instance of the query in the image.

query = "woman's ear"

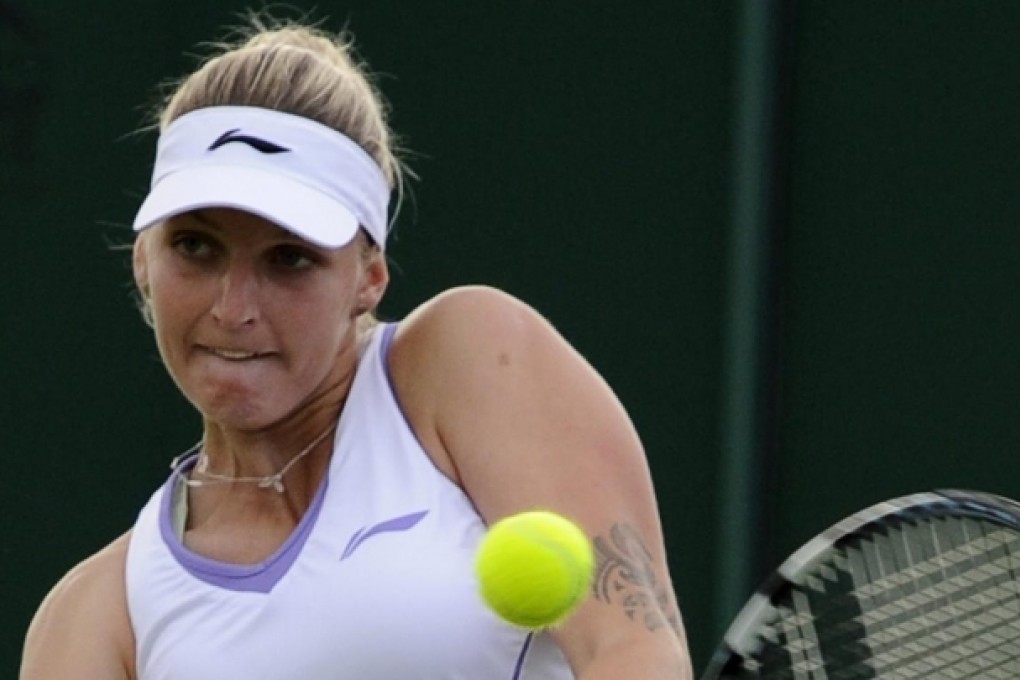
[356,248,390,315]
[132,234,157,327]
[133,234,150,300]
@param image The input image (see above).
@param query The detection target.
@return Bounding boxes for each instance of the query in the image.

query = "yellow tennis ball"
[475,510,595,630]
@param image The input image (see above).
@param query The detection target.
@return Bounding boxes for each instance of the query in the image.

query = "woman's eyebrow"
[188,210,219,229]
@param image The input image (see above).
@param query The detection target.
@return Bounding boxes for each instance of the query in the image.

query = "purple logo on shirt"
[340,510,430,561]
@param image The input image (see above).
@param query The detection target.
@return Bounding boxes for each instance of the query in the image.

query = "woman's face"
[133,208,387,431]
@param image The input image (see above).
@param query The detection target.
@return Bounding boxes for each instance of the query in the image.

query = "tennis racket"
[702,489,1020,679]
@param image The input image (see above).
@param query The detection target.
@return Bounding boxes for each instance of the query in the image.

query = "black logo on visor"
[208,128,291,154]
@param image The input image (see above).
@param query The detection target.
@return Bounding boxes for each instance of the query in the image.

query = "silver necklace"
[172,424,337,493]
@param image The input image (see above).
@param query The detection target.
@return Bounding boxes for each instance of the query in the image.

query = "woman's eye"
[272,246,315,270]
[172,233,212,257]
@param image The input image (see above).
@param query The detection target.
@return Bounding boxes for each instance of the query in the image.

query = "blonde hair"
[158,13,407,200]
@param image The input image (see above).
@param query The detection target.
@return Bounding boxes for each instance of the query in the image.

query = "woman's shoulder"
[35,532,132,617]
[405,283,531,319]
[21,532,135,679]
[383,286,562,484]
[392,284,552,360]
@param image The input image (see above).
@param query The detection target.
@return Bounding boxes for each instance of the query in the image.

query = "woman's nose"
[211,265,260,328]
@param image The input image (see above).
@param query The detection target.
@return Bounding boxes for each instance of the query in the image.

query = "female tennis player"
[20,15,692,680]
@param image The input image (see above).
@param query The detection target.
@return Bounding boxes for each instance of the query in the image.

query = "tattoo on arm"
[592,523,682,636]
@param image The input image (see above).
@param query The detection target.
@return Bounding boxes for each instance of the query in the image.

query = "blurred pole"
[714,0,794,640]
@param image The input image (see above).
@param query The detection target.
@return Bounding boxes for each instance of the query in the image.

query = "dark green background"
[4,1,1020,676]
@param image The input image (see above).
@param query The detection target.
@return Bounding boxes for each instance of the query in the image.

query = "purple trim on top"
[379,322,399,375]
[512,632,535,680]
[378,323,416,437]
[378,323,448,473]
[159,454,329,593]
[340,509,429,561]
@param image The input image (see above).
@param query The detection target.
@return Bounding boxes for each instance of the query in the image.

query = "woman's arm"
[392,286,693,679]
[20,533,135,680]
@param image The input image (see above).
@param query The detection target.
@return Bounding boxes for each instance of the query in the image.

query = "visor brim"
[132,165,361,249]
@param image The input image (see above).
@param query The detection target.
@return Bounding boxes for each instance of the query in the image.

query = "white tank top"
[125,323,574,679]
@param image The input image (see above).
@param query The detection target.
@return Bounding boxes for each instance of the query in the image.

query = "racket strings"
[851,520,1020,678]
[754,515,1020,679]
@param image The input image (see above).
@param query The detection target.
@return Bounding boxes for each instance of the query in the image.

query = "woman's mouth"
[203,346,266,360]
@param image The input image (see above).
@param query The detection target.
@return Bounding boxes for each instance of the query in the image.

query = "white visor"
[133,106,391,249]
